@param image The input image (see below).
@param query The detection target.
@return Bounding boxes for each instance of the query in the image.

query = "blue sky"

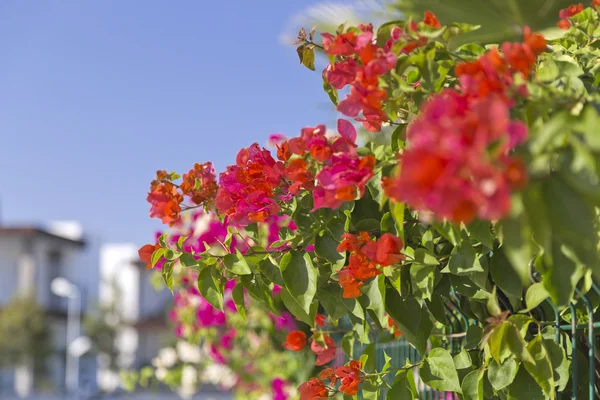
[0,0,346,245]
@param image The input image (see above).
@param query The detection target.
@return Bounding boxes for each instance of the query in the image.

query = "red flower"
[594,0,600,8]
[138,243,160,269]
[180,162,218,206]
[318,367,337,384]
[384,87,528,223]
[315,313,327,327]
[423,11,441,28]
[286,158,314,194]
[147,180,183,226]
[558,3,584,28]
[311,335,337,366]
[374,233,405,266]
[338,270,363,298]
[283,330,307,352]
[335,361,363,395]
[505,157,528,189]
[298,378,329,400]
[215,144,284,226]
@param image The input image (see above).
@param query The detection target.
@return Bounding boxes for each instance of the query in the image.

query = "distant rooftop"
[0,225,86,247]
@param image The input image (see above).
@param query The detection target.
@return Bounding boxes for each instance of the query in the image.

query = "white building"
[0,222,97,397]
[98,243,172,393]
[0,223,173,398]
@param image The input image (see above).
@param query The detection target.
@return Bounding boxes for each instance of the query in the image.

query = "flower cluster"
[147,170,185,225]
[558,3,585,28]
[215,143,285,226]
[279,120,375,210]
[180,162,218,207]
[282,329,337,366]
[336,232,404,298]
[298,360,363,399]
[322,13,440,132]
[323,23,395,132]
[146,166,218,226]
[384,28,544,223]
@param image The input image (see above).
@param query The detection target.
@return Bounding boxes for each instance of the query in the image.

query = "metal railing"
[334,280,600,399]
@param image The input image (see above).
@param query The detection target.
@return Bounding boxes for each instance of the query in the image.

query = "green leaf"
[506,367,546,400]
[223,250,252,275]
[497,194,533,286]
[280,287,317,327]
[391,124,406,153]
[542,337,570,391]
[554,54,584,77]
[489,249,523,299]
[176,235,188,250]
[362,275,386,327]
[240,274,276,313]
[197,266,224,311]
[387,369,417,400]
[151,248,165,268]
[341,332,354,358]
[280,250,318,314]
[467,220,494,249]
[453,349,472,370]
[297,44,315,70]
[414,248,440,265]
[315,233,344,263]
[389,201,405,241]
[420,348,462,393]
[536,57,560,82]
[448,240,483,275]
[161,261,174,292]
[505,323,534,364]
[232,282,246,322]
[488,322,511,364]
[543,177,598,282]
[461,368,484,400]
[316,283,348,321]
[465,325,483,349]
[410,263,436,300]
[525,282,549,311]
[486,286,502,317]
[322,75,338,105]
[385,291,432,355]
[488,358,519,391]
[179,253,200,268]
[523,336,554,397]
[258,258,284,286]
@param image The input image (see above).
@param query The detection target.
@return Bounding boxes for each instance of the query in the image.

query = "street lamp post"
[51,277,81,399]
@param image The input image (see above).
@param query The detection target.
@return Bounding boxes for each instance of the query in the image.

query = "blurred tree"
[84,279,128,373]
[0,296,52,375]
[391,0,573,44]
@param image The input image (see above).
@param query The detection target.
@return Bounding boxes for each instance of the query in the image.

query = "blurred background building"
[0,221,172,399]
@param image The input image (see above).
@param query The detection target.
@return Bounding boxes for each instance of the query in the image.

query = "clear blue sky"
[0,0,341,245]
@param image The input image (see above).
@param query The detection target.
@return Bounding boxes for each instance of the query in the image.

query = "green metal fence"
[336,279,600,399]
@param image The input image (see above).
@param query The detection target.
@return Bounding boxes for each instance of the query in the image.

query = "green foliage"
[0,296,52,374]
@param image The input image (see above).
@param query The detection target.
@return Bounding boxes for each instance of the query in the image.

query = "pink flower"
[220,329,236,349]
[325,59,358,89]
[383,89,527,223]
[271,312,297,331]
[268,133,287,147]
[215,143,284,226]
[313,154,375,210]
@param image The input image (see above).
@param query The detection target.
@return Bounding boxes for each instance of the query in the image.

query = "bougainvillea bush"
[136,1,600,398]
